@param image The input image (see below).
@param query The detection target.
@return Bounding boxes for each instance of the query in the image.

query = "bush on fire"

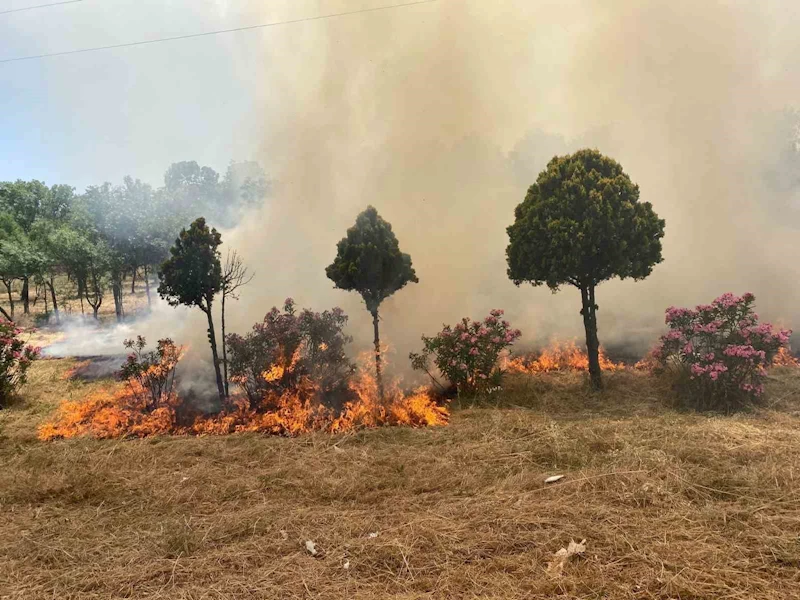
[226,299,354,405]
[655,292,790,411]
[119,336,183,412]
[0,319,40,407]
[410,309,522,396]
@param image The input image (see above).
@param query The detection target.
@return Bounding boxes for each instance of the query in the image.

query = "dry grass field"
[2,361,800,599]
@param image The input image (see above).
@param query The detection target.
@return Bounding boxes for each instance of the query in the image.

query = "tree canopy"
[326,206,418,314]
[507,149,664,290]
[157,217,223,311]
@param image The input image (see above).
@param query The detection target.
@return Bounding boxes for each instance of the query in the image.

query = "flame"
[38,382,179,440]
[39,351,447,440]
[504,339,624,374]
[60,359,92,380]
[772,347,800,368]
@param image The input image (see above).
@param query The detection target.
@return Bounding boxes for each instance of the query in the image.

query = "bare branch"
[221,249,254,300]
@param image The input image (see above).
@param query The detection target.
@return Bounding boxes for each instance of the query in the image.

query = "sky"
[4,0,800,368]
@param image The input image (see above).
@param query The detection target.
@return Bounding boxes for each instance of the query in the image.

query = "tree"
[326,206,418,399]
[506,149,665,389]
[157,217,226,401]
[220,249,253,397]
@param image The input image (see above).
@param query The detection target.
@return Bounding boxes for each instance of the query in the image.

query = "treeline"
[0,160,269,322]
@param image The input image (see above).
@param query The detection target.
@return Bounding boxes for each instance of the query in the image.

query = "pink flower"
[469,348,478,355]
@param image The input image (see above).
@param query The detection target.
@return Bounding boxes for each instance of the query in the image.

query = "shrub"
[654,292,790,410]
[0,319,40,407]
[119,336,183,411]
[226,299,354,405]
[410,309,522,396]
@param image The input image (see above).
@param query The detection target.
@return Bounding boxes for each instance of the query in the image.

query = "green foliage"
[157,218,222,311]
[506,149,665,290]
[325,206,418,313]
[0,180,72,233]
[0,216,40,282]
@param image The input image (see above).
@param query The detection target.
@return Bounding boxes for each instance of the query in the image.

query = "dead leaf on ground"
[546,538,586,577]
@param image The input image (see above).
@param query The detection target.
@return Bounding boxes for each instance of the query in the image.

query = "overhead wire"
[0,0,82,17]
[0,0,438,64]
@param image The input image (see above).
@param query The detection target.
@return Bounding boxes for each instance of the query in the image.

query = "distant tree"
[326,206,418,399]
[506,149,665,389]
[158,217,226,401]
[221,161,271,216]
[0,215,28,318]
[83,240,110,320]
[220,249,253,397]
[0,180,74,313]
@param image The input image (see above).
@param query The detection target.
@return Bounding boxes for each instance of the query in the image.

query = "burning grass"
[504,339,625,374]
[38,362,448,440]
[3,360,800,599]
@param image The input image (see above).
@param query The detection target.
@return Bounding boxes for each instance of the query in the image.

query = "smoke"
[49,0,800,382]
[213,0,800,371]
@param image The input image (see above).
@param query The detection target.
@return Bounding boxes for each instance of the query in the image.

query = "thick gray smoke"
[51,0,800,382]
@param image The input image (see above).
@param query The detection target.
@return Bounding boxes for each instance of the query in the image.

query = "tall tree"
[506,149,665,389]
[220,249,253,397]
[158,217,226,401]
[326,206,418,400]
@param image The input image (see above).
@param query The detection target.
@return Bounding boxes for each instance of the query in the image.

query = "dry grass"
[2,361,800,599]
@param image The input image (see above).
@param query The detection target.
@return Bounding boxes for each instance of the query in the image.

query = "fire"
[38,352,448,441]
[38,382,179,440]
[773,347,800,367]
[504,339,624,374]
[60,359,92,380]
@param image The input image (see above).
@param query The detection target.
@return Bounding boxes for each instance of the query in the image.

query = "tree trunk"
[112,275,123,322]
[371,309,385,401]
[0,304,11,321]
[3,280,14,319]
[144,265,151,307]
[43,284,48,316]
[48,277,59,324]
[21,277,29,314]
[580,284,602,390]
[204,303,226,402]
[130,267,137,294]
[78,278,85,316]
[221,291,229,398]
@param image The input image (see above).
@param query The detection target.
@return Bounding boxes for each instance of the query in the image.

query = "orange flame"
[504,339,624,374]
[39,352,448,441]
[772,347,800,368]
[60,359,92,380]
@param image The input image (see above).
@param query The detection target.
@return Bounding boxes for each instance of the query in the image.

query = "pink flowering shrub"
[654,293,790,410]
[0,319,40,407]
[409,309,522,396]
[226,299,354,405]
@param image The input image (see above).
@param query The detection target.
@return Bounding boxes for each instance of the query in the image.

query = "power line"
[0,0,82,16]
[0,0,437,64]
